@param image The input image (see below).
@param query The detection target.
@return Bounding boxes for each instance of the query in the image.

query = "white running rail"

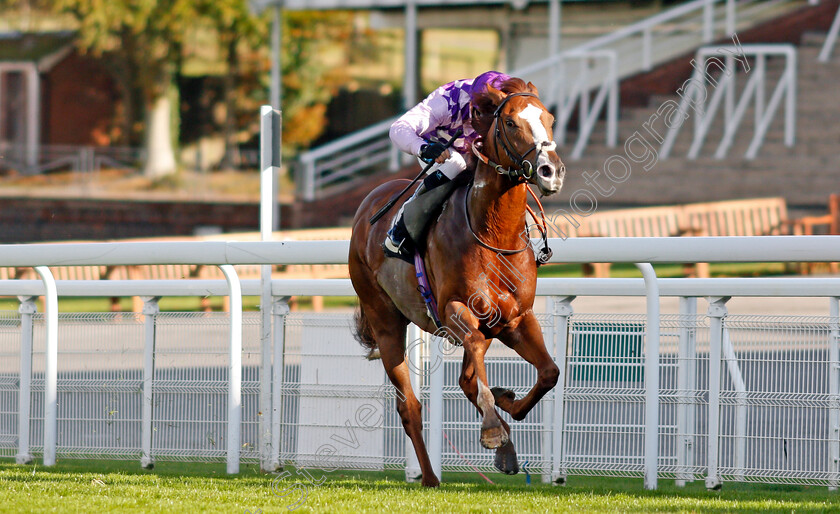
[0,235,839,484]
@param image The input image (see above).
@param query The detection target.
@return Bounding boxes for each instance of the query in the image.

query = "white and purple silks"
[388,71,510,179]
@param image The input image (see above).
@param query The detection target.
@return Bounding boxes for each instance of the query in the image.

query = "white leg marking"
[477,377,495,416]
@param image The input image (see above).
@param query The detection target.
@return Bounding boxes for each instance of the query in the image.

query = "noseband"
[472,92,555,182]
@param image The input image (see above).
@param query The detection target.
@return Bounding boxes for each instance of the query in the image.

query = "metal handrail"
[296,0,809,198]
[819,2,840,62]
[660,44,796,160]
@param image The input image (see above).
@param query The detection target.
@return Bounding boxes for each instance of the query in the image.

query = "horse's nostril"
[538,165,553,178]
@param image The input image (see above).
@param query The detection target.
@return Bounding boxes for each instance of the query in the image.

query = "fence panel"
[151,312,261,462]
[2,301,839,488]
[718,315,835,485]
[0,311,21,457]
[278,312,402,471]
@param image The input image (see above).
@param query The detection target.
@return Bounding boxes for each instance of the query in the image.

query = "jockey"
[384,70,511,259]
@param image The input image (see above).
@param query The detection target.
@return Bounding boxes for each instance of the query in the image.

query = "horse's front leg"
[444,301,508,449]
[494,310,560,421]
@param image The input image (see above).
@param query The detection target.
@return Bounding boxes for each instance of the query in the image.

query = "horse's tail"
[353,306,380,360]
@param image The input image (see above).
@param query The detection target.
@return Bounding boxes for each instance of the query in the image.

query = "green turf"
[2,459,839,513]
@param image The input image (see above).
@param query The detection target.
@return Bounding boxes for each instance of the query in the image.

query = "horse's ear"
[471,83,507,136]
[526,81,539,96]
[485,84,507,108]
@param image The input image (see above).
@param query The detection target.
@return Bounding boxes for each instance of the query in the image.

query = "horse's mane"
[470,77,538,140]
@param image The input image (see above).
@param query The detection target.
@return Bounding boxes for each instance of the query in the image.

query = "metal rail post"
[676,296,698,486]
[15,296,36,464]
[429,325,444,480]
[829,296,839,490]
[549,296,574,485]
[722,328,747,481]
[819,4,840,63]
[221,265,242,474]
[703,0,714,44]
[141,296,160,469]
[706,296,729,490]
[260,105,281,472]
[405,323,423,482]
[34,266,57,467]
[635,263,661,490]
[270,296,290,471]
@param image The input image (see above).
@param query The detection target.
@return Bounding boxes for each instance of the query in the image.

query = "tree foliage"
[13,0,367,162]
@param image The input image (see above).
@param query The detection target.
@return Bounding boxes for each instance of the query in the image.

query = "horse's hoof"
[480,418,509,449]
[490,387,516,410]
[421,474,440,488]
[494,440,519,475]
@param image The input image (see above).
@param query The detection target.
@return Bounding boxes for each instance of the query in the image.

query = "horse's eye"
[505,119,515,128]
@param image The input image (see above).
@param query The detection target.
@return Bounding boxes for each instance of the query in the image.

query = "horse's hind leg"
[362,300,440,487]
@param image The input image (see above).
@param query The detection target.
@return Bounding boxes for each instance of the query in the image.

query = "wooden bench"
[549,197,791,278]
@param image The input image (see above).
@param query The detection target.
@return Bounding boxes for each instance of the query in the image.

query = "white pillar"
[428,323,444,480]
[829,297,839,490]
[703,0,714,44]
[785,49,796,148]
[141,296,160,469]
[675,296,697,486]
[35,266,58,467]
[15,296,36,465]
[548,0,561,57]
[635,263,660,490]
[405,324,423,482]
[403,0,418,111]
[271,6,282,110]
[259,106,281,471]
[549,296,574,485]
[270,297,290,471]
[25,64,39,171]
[706,296,730,490]
[221,265,242,474]
[726,0,736,36]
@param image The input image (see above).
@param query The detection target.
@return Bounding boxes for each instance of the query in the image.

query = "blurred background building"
[0,0,837,243]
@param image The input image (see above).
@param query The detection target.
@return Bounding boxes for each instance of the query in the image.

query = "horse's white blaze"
[520,103,562,193]
[519,104,552,150]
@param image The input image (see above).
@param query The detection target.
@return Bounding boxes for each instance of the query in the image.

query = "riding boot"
[383,171,453,260]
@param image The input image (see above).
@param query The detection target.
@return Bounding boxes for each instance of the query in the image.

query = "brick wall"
[0,196,261,242]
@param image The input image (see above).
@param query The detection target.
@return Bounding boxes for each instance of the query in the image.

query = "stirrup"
[383,233,414,264]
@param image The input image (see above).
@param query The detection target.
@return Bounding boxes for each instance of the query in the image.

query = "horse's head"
[471,79,565,196]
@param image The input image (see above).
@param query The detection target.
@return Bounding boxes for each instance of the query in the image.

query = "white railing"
[527,50,619,161]
[0,236,839,488]
[0,143,144,176]
[819,2,840,62]
[295,0,808,200]
[661,44,796,160]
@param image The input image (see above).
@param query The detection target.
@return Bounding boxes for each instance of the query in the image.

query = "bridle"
[466,91,555,263]
[472,92,557,183]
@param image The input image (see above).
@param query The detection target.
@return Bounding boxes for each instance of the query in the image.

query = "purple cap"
[467,70,510,99]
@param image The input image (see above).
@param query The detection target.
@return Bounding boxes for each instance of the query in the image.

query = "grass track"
[2,459,840,513]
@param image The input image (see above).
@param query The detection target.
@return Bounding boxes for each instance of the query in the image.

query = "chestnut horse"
[349,78,565,487]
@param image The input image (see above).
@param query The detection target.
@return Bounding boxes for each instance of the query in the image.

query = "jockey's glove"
[419,141,447,164]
